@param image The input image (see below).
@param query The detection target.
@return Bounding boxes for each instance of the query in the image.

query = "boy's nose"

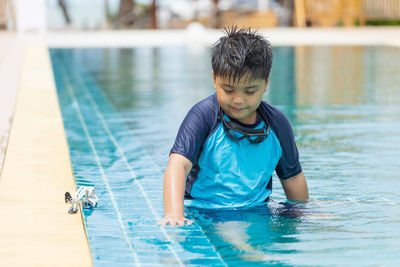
[232,95,245,105]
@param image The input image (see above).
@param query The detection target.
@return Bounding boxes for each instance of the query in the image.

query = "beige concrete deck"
[0,27,399,266]
[0,33,23,173]
[0,45,92,266]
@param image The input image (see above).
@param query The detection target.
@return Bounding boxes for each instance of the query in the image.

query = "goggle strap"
[219,108,269,136]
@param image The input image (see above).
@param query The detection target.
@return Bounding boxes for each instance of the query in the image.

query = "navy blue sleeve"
[170,94,218,164]
[260,102,302,180]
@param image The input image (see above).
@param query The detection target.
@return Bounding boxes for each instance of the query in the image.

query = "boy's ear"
[212,71,217,90]
[264,75,270,92]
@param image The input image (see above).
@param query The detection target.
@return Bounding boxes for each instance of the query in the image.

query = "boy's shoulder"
[181,93,219,135]
[259,101,286,119]
[190,93,219,114]
[171,94,219,163]
[259,101,293,137]
[185,93,220,126]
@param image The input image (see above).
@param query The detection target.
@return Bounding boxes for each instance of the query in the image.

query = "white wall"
[15,0,47,32]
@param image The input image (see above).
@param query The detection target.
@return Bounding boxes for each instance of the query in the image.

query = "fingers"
[157,218,168,226]
[184,218,194,225]
[157,217,193,227]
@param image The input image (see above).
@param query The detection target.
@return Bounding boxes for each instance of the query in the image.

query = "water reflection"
[268,46,296,107]
[57,45,400,266]
[74,46,400,109]
[291,46,400,106]
[78,46,214,112]
[184,202,304,266]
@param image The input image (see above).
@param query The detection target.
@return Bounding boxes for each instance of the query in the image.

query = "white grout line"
[58,60,140,267]
[73,69,186,267]
[73,64,228,267]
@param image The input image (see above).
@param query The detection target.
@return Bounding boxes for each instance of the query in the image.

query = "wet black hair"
[211,26,273,83]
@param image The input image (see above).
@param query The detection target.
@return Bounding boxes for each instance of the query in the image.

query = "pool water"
[50,46,400,266]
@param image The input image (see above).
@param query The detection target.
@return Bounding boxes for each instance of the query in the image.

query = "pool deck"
[0,27,400,266]
[0,44,92,266]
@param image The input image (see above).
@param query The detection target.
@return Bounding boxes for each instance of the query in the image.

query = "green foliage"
[366,20,400,26]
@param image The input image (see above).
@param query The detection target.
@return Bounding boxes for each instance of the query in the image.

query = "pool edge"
[0,45,93,267]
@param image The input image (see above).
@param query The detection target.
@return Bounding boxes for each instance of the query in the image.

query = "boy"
[159,27,308,227]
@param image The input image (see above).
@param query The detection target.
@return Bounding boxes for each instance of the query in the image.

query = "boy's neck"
[227,112,261,128]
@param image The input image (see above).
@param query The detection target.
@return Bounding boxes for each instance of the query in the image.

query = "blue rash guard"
[170,93,302,209]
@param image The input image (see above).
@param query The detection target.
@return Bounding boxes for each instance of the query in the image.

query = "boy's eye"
[246,91,256,95]
[223,89,233,94]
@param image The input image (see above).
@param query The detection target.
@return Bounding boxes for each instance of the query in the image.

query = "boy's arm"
[280,171,309,201]
[159,153,193,226]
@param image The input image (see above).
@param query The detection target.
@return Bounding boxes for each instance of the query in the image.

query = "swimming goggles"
[219,108,270,144]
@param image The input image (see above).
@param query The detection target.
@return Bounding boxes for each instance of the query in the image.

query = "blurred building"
[1,0,400,31]
[295,0,400,27]
[165,0,280,29]
[0,0,16,30]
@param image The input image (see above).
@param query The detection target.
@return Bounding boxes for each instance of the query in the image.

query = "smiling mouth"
[231,107,245,112]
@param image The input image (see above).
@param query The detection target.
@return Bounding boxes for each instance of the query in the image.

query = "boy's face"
[213,72,268,124]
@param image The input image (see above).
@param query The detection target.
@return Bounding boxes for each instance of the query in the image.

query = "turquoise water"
[50,46,400,266]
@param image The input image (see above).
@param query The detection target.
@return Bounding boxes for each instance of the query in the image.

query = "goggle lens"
[220,109,269,144]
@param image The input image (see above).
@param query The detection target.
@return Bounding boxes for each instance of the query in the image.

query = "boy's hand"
[158,215,193,227]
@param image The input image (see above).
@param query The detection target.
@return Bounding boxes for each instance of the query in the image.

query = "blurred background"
[1,2,400,265]
[1,0,400,31]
